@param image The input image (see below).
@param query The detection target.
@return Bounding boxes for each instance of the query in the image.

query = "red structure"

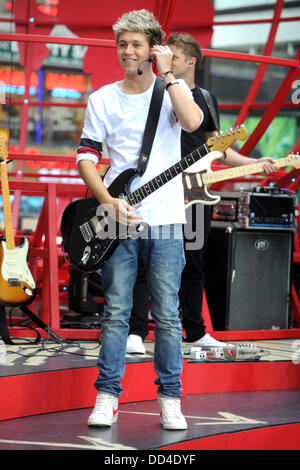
[0,0,300,341]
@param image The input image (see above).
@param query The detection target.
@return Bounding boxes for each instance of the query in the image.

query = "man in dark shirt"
[127,33,276,354]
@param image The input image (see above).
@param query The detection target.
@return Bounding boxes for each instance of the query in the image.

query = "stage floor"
[0,389,299,450]
[0,337,299,378]
[0,337,300,450]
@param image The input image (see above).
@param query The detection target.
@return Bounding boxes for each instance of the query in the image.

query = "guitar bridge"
[79,222,93,242]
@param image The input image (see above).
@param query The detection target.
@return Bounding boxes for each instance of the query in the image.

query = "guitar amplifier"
[68,269,104,314]
[204,226,293,330]
[211,187,297,230]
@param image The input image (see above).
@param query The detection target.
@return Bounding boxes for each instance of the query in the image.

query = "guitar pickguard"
[183,170,220,208]
[183,151,224,208]
[0,239,36,305]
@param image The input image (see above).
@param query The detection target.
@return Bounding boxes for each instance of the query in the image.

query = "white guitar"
[183,151,300,207]
[0,129,36,305]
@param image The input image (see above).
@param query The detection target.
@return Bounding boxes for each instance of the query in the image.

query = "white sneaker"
[126,334,146,354]
[158,395,187,430]
[190,333,234,349]
[88,392,118,427]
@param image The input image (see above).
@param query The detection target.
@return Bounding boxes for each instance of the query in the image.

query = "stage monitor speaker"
[68,269,104,314]
[204,227,293,330]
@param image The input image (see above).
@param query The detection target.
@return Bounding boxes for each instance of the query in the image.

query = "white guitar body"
[182,150,300,209]
[183,151,224,208]
[0,237,36,305]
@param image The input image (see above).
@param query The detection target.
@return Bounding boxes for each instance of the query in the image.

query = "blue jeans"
[94,224,185,398]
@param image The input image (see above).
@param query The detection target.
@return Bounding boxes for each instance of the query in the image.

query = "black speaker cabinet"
[204,226,293,330]
[68,269,104,314]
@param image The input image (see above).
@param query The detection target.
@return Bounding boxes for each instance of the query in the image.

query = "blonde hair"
[166,33,203,69]
[112,9,165,46]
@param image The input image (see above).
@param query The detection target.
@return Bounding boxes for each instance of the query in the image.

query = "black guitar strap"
[137,76,165,176]
[200,87,220,132]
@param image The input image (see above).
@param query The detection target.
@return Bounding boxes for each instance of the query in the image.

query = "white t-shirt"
[77,78,194,226]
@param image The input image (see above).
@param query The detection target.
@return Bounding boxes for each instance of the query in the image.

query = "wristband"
[162,70,173,79]
[165,80,179,91]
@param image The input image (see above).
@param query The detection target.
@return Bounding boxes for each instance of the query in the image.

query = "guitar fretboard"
[0,162,15,250]
[126,143,210,205]
[202,157,290,185]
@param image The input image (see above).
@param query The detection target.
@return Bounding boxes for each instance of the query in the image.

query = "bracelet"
[165,80,179,91]
[162,70,173,79]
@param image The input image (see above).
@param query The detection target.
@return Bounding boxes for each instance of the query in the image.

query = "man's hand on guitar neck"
[223,150,277,175]
[107,197,143,226]
[205,130,277,176]
[257,157,278,175]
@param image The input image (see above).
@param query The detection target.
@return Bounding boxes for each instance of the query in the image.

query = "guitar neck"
[202,157,288,185]
[0,162,15,250]
[126,142,211,205]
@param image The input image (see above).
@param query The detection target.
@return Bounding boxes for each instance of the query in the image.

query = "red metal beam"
[235,0,284,126]
[289,138,300,154]
[0,32,298,68]
[157,0,176,35]
[9,152,76,162]
[0,32,116,48]
[45,183,60,329]
[202,48,298,67]
[240,48,300,155]
[8,151,110,166]
[219,101,296,110]
[11,0,36,232]
[5,100,296,111]
[213,16,300,26]
[6,179,85,194]
[1,15,299,26]
[6,100,87,108]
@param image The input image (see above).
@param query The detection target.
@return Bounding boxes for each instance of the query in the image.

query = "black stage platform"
[0,338,300,450]
[0,390,299,450]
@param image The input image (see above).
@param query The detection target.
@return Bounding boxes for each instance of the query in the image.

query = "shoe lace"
[94,393,115,413]
[160,397,182,417]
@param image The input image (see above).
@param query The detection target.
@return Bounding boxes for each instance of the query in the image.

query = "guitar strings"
[129,145,208,205]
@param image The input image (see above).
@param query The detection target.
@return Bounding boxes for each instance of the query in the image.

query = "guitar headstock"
[0,129,9,164]
[286,152,300,169]
[207,125,248,153]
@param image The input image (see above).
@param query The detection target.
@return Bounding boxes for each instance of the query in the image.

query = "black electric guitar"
[0,130,36,305]
[61,126,248,272]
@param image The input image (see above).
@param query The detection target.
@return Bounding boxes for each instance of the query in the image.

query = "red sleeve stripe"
[77,147,101,158]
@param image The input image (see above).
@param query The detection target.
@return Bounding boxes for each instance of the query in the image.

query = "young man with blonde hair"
[77,12,202,430]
